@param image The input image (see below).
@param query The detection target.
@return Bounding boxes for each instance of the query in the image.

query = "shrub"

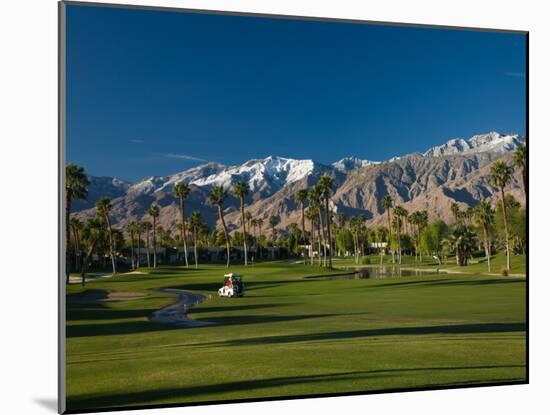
[360,256,371,265]
[501,266,509,277]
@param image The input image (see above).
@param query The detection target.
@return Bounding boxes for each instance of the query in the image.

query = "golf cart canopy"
[224,273,242,279]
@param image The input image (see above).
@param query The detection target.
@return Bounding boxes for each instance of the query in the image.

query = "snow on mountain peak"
[423,132,524,157]
[332,157,379,172]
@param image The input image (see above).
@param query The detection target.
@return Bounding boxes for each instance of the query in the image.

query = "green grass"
[66,261,526,411]
[335,252,526,275]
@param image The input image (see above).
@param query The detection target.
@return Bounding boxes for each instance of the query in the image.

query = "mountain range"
[72,132,526,233]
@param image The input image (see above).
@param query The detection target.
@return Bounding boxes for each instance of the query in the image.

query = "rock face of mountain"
[72,132,526,234]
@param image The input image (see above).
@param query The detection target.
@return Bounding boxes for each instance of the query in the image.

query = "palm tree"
[147,204,160,268]
[382,195,394,263]
[80,219,104,286]
[257,217,264,259]
[136,221,144,269]
[513,144,527,197]
[318,174,334,268]
[474,199,495,272]
[393,205,407,264]
[269,215,278,242]
[143,221,152,267]
[69,217,83,272]
[65,163,89,284]
[490,160,513,271]
[451,202,462,224]
[305,207,316,265]
[309,186,324,266]
[96,197,117,274]
[233,180,250,266]
[189,211,202,269]
[173,182,191,267]
[127,221,137,269]
[245,211,252,235]
[209,185,230,267]
[294,188,309,265]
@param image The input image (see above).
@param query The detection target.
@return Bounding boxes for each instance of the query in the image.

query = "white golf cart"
[218,273,245,297]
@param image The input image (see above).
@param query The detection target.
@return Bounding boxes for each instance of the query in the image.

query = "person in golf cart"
[218,273,244,297]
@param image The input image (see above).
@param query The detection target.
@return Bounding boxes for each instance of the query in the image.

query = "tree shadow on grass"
[196,322,526,348]
[66,365,524,411]
[66,312,347,338]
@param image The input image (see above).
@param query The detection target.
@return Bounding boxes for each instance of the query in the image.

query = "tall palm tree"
[96,197,116,274]
[318,174,334,268]
[513,144,527,197]
[474,199,495,272]
[173,182,190,267]
[309,186,324,266]
[136,221,144,269]
[393,205,407,264]
[269,215,278,242]
[69,217,83,272]
[209,185,230,267]
[245,211,252,235]
[305,207,316,265]
[294,188,309,265]
[147,204,160,268]
[490,160,513,271]
[451,202,462,224]
[189,211,202,269]
[80,219,104,286]
[65,163,89,284]
[127,221,137,269]
[382,195,394,263]
[257,217,264,259]
[143,221,152,267]
[233,180,250,266]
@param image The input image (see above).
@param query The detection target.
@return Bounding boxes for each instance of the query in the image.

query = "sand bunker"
[68,290,145,304]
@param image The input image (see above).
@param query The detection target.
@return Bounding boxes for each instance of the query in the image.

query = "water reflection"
[308,267,436,280]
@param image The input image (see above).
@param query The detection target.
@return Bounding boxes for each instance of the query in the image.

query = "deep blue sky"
[66,5,526,181]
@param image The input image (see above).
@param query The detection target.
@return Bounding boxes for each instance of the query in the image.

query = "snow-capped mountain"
[123,156,324,200]
[190,156,319,194]
[423,132,525,158]
[332,157,379,172]
[72,176,132,210]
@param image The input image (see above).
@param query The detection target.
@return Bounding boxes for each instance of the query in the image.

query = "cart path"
[149,289,219,328]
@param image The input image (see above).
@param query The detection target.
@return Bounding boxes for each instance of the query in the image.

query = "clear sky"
[66,4,526,181]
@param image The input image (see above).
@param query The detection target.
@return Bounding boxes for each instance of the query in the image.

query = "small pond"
[307,267,437,280]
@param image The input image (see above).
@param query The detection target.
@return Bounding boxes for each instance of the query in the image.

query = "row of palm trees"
[65,144,526,281]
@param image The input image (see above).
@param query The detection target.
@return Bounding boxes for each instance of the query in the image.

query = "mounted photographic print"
[59,1,528,413]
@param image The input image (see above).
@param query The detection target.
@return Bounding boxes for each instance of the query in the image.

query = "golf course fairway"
[65,261,526,411]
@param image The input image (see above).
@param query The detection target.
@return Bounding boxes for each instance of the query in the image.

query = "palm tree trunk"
[387,210,394,264]
[180,198,189,268]
[218,205,230,267]
[152,218,157,268]
[396,223,402,265]
[240,199,248,266]
[130,233,135,269]
[301,204,307,265]
[258,224,262,259]
[146,230,151,268]
[317,220,323,266]
[81,238,98,286]
[318,207,327,267]
[105,215,117,274]
[325,198,333,268]
[483,225,491,273]
[310,218,315,265]
[500,187,511,271]
[136,231,141,269]
[193,227,198,269]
